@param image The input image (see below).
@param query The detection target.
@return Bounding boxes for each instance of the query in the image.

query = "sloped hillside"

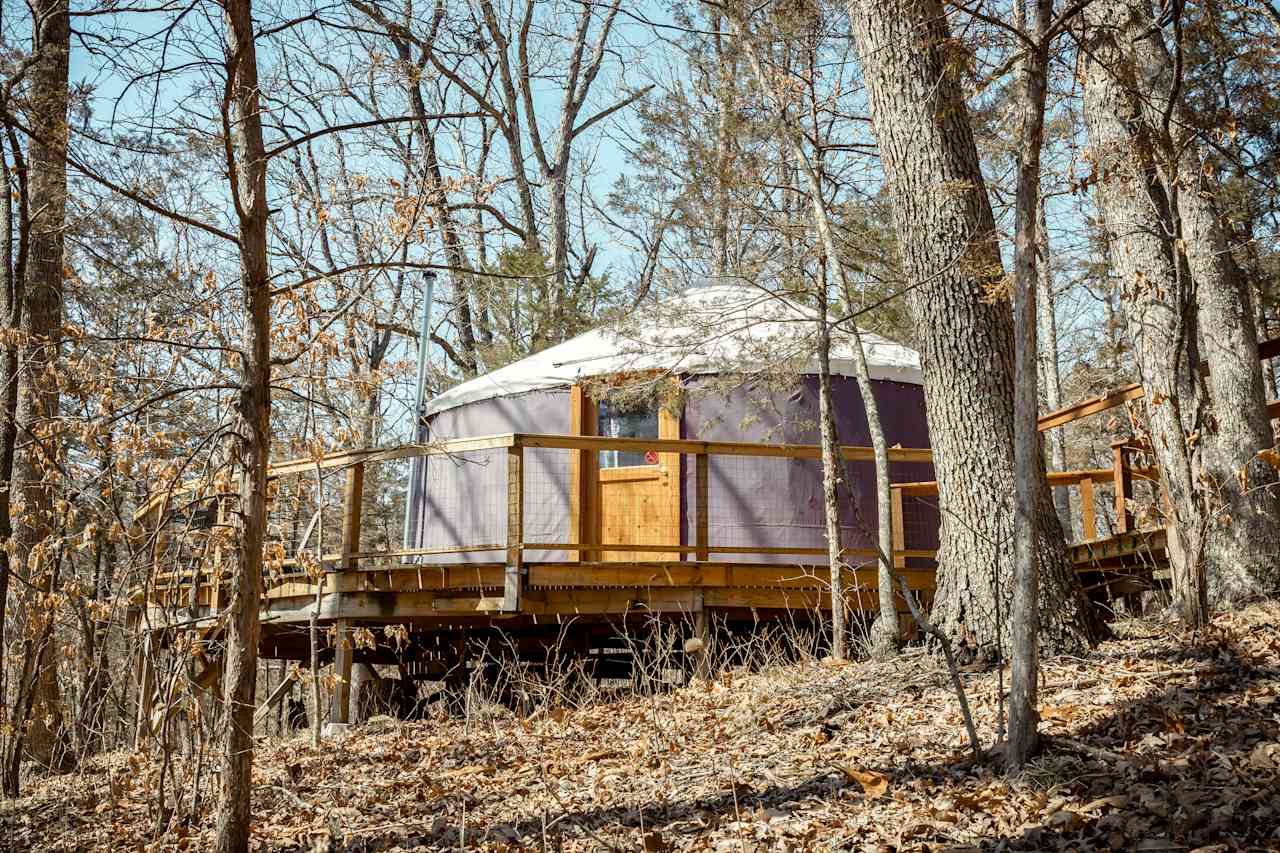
[5,605,1279,852]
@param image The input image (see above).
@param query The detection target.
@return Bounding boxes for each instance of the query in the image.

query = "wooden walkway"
[129,339,1280,732]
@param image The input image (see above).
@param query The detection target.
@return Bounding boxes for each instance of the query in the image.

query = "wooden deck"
[127,428,1185,732]
[136,430,1169,641]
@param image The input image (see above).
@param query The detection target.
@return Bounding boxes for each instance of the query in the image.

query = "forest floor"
[3,603,1280,852]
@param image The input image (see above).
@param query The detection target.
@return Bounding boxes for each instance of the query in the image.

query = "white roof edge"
[424,358,923,418]
[424,284,923,417]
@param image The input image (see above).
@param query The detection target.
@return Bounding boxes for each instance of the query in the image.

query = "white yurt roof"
[424,282,922,416]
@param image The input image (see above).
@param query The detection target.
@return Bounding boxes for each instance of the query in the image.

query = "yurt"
[407,282,938,567]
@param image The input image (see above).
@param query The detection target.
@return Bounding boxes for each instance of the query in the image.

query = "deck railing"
[140,432,941,613]
[138,430,1170,617]
[891,438,1162,545]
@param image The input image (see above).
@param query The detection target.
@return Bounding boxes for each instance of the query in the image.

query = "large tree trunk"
[847,0,1105,654]
[215,0,270,849]
[1117,1,1280,601]
[12,0,73,775]
[1078,3,1211,625]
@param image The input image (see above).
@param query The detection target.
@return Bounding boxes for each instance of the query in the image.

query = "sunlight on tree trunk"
[215,0,271,848]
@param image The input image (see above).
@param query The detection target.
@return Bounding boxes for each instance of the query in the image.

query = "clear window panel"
[598,401,659,468]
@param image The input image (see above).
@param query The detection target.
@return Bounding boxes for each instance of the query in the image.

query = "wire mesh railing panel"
[702,455,825,560]
[358,457,412,556]
[900,494,940,569]
[145,435,946,605]
[412,447,506,562]
[522,447,572,561]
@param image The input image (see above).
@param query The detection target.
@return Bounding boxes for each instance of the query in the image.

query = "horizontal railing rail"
[134,432,935,522]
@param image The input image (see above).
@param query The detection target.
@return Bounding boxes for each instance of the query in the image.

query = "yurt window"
[598,400,658,468]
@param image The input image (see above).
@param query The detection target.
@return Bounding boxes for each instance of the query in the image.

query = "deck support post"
[330,619,352,725]
[504,445,524,613]
[342,463,365,572]
[448,630,468,690]
[1112,440,1134,534]
[692,600,711,680]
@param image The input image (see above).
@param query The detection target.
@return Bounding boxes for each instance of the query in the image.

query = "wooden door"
[598,406,681,561]
[570,386,681,562]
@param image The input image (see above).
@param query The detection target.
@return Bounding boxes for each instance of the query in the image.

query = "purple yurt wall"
[409,376,937,566]
[679,376,938,566]
[410,389,571,565]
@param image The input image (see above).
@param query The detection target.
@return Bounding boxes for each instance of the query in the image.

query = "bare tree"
[353,0,646,359]
[1007,0,1053,770]
[8,0,73,779]
[727,4,899,658]
[214,0,271,847]
[1122,0,1280,602]
[1037,198,1071,532]
[1074,0,1277,624]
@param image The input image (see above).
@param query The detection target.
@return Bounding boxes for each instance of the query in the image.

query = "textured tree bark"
[1118,0,1280,601]
[816,287,846,661]
[1078,3,1211,625]
[12,0,72,775]
[0,136,20,742]
[1007,0,1052,770]
[216,0,270,849]
[847,0,1105,654]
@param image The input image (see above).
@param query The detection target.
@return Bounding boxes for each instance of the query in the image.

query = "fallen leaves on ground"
[3,603,1279,851]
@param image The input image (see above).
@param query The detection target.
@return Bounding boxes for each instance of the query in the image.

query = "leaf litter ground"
[4,603,1279,851]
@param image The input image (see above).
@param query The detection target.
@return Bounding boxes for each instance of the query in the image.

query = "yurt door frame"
[569,384,682,562]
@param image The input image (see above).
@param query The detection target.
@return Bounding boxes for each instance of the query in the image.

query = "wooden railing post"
[1078,476,1097,541]
[341,462,364,571]
[568,385,598,562]
[1112,439,1134,534]
[890,485,906,569]
[504,444,524,612]
[695,453,709,561]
